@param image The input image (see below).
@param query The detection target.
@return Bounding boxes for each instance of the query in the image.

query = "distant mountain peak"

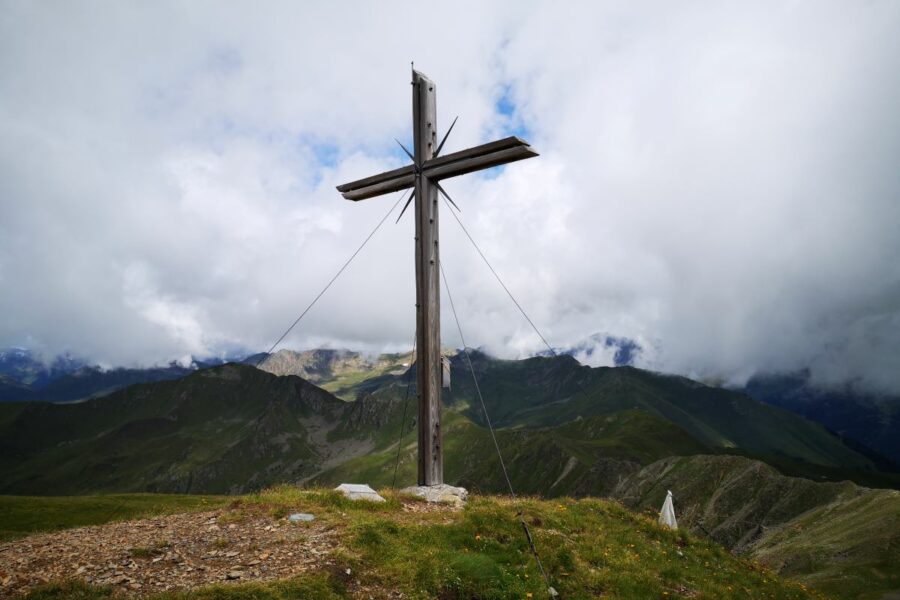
[536,333,641,367]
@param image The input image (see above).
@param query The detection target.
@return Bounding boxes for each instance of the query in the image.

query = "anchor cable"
[439,263,515,499]
[442,193,602,421]
[439,261,554,596]
[441,196,556,355]
[254,188,410,369]
[391,333,417,489]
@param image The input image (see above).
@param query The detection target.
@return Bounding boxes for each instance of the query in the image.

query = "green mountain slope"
[612,454,900,599]
[314,409,708,497]
[0,365,358,494]
[442,352,882,472]
[3,356,888,495]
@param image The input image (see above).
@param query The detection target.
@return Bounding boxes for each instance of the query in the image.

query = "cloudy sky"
[1,1,899,393]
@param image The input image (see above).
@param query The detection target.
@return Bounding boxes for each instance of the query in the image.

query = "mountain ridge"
[2,360,898,598]
[5,344,899,473]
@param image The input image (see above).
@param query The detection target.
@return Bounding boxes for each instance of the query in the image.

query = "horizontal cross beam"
[336,136,538,201]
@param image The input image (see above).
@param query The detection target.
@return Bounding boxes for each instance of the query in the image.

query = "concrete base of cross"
[401,484,468,507]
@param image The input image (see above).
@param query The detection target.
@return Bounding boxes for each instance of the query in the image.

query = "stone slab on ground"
[401,484,468,507]
[334,483,385,502]
[288,513,315,522]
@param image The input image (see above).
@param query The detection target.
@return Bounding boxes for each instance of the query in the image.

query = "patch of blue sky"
[475,86,533,180]
[308,84,531,185]
[478,165,505,180]
[494,85,532,140]
[390,139,416,164]
[304,138,340,169]
[293,135,342,188]
[496,86,516,117]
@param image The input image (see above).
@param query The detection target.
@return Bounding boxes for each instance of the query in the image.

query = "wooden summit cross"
[336,69,538,486]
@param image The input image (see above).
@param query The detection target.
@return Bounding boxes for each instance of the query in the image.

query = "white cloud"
[122,262,209,358]
[1,1,899,392]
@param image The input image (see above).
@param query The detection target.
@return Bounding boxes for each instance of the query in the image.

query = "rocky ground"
[0,497,456,599]
[0,507,339,597]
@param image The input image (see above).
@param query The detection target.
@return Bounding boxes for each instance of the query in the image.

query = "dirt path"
[0,508,339,598]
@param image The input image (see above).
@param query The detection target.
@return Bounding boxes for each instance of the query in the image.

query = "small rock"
[226,571,243,580]
[288,513,315,522]
[334,483,385,502]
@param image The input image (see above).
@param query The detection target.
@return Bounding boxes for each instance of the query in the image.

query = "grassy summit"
[4,488,818,600]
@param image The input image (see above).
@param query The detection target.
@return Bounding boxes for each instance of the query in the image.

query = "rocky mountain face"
[256,348,413,400]
[255,348,371,379]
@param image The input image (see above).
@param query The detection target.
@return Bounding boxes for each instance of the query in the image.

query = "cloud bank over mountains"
[1,1,899,393]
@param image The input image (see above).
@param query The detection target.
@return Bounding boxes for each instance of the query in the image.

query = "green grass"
[13,488,821,600]
[336,494,816,600]
[0,493,227,541]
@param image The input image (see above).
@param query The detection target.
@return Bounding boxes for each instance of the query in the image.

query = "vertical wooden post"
[413,70,442,486]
